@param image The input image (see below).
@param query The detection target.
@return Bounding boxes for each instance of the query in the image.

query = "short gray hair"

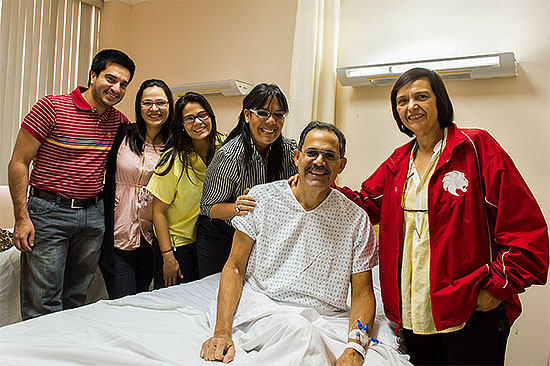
[298,121,346,157]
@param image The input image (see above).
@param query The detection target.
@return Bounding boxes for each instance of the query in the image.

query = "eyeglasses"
[141,100,169,109]
[249,109,287,121]
[301,148,341,162]
[400,172,428,213]
[182,111,210,124]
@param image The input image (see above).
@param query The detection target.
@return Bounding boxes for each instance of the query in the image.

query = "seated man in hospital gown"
[200,121,384,365]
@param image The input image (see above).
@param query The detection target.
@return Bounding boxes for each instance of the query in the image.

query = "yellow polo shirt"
[147,136,224,246]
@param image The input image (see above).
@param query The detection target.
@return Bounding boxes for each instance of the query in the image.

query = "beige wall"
[100,0,298,133]
[337,0,549,364]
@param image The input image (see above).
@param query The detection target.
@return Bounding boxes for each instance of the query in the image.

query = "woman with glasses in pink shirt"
[100,79,175,299]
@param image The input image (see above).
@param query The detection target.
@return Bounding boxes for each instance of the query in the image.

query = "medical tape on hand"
[348,320,380,348]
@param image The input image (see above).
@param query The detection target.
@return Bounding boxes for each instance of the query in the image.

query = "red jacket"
[339,123,548,330]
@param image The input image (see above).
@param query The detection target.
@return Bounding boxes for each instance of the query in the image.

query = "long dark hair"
[225,83,289,182]
[127,79,174,155]
[390,68,454,137]
[156,92,223,178]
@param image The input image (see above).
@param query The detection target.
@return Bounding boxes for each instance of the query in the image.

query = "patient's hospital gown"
[209,181,410,365]
[233,180,378,312]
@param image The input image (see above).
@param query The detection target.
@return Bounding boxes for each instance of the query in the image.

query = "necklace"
[403,130,447,238]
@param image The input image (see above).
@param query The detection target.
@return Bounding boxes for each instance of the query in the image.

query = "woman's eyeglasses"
[400,172,428,213]
[141,100,169,109]
[183,111,210,124]
[249,109,287,121]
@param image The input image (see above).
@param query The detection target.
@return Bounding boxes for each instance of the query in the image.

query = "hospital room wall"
[336,1,550,365]
[100,0,549,364]
[99,0,298,134]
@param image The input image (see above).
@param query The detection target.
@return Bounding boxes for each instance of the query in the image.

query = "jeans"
[102,235,153,300]
[196,215,234,279]
[152,237,198,289]
[20,196,105,320]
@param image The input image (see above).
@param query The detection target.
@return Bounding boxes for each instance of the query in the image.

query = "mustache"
[307,164,329,174]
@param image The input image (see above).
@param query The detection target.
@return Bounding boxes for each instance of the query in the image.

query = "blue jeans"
[20,196,105,320]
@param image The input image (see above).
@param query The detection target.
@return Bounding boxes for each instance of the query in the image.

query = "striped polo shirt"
[22,86,129,199]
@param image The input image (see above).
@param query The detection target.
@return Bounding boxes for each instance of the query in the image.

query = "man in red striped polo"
[8,49,135,320]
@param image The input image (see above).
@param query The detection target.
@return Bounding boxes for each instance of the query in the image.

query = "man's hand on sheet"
[475,289,501,311]
[13,216,35,252]
[200,333,235,363]
[336,347,364,366]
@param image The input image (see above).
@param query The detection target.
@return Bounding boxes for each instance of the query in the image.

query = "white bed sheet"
[0,270,410,366]
[0,246,20,326]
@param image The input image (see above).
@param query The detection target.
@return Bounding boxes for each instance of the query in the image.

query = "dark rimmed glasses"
[183,111,210,124]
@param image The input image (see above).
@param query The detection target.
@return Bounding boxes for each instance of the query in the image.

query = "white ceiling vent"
[171,79,253,97]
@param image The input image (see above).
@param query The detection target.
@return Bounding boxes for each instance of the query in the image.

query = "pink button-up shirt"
[113,139,163,250]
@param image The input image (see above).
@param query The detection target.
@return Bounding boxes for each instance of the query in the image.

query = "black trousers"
[402,305,511,365]
[196,215,235,279]
[152,237,198,289]
[102,235,153,300]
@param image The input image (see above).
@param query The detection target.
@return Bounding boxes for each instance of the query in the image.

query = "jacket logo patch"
[442,170,468,197]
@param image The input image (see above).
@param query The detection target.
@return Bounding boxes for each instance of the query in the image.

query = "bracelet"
[160,248,173,254]
[235,204,240,213]
[345,341,366,359]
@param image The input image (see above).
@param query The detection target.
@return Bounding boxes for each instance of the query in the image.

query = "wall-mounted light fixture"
[171,79,253,97]
[337,52,516,87]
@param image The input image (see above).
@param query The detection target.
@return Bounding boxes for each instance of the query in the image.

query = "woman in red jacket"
[338,68,548,365]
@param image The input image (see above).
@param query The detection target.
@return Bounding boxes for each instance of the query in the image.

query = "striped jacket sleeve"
[200,147,241,216]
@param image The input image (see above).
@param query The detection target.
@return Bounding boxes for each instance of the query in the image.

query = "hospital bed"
[0,265,410,365]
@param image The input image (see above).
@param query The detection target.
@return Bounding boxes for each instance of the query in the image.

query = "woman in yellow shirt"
[146,92,224,288]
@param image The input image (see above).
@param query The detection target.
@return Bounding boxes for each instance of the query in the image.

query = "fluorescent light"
[347,66,390,78]
[337,52,516,86]
[391,55,500,74]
